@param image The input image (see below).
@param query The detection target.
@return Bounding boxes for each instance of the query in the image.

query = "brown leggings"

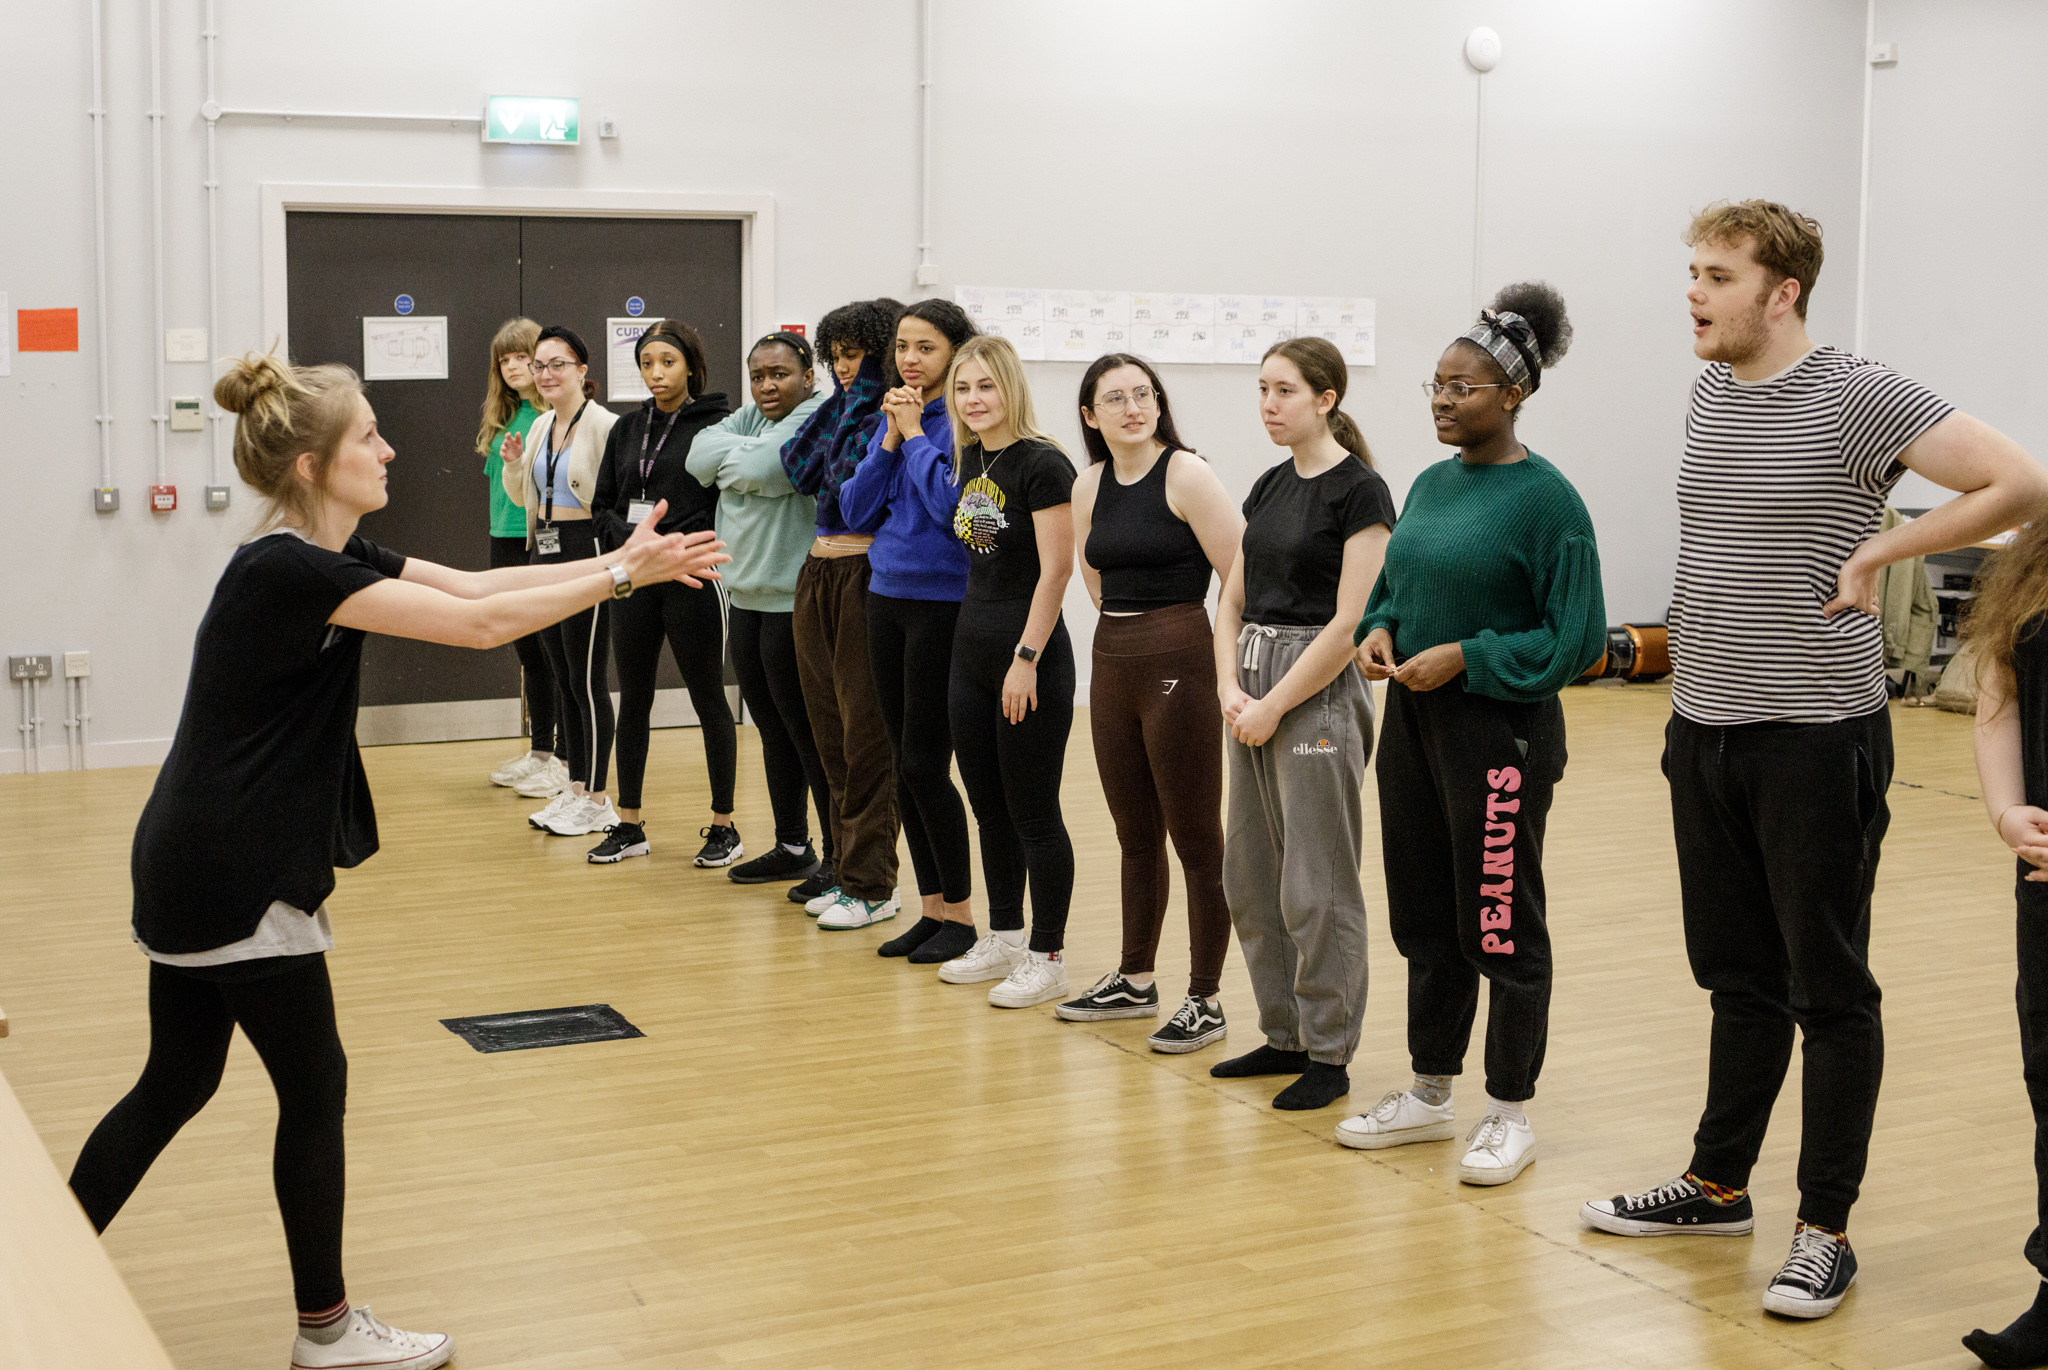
[1088,602,1231,999]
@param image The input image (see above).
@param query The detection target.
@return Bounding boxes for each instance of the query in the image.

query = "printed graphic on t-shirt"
[955,474,1008,554]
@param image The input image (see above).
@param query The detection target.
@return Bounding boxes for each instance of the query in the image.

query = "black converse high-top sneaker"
[1581,1174,1755,1236]
[1761,1224,1857,1319]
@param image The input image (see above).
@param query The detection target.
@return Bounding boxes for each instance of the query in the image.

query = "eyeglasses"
[1421,381,1507,401]
[1093,386,1158,413]
[532,358,583,375]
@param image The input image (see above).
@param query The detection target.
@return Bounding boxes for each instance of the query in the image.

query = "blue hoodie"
[838,397,972,600]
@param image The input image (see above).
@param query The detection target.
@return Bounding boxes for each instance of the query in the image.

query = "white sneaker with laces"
[290,1306,452,1369]
[802,885,842,918]
[1457,1111,1536,1185]
[545,795,618,837]
[491,751,545,787]
[938,932,1028,984]
[1336,1089,1458,1150]
[516,756,572,798]
[816,889,900,929]
[528,790,577,830]
[989,952,1069,1008]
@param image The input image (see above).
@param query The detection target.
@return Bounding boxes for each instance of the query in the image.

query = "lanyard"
[637,403,683,496]
[539,399,590,524]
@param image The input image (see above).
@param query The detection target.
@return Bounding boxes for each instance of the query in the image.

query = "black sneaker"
[1581,1173,1755,1237]
[1149,995,1228,1053]
[728,842,819,885]
[693,824,745,868]
[1761,1225,1857,1319]
[788,860,835,906]
[1054,971,1160,1022]
[587,822,650,864]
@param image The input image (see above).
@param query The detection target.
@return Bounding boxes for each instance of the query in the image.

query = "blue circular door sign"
[625,296,645,317]
[394,294,415,316]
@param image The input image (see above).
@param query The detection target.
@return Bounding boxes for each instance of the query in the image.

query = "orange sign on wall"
[18,309,79,352]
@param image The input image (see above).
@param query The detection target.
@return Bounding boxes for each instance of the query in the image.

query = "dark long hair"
[1077,353,1191,466]
[898,298,978,350]
[1263,335,1372,467]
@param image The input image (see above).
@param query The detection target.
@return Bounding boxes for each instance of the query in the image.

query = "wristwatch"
[608,562,634,600]
[1014,643,1039,664]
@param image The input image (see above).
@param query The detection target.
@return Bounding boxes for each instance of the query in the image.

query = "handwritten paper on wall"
[956,288,1372,366]
[361,316,448,381]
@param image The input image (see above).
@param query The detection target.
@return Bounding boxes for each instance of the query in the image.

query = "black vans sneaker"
[788,860,835,906]
[1761,1224,1857,1319]
[1580,1173,1755,1236]
[728,842,818,885]
[693,824,744,868]
[587,822,650,864]
[1054,972,1160,1021]
[1149,995,1228,1053]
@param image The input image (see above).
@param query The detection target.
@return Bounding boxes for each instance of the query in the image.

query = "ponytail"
[1327,407,1373,466]
[1264,335,1374,469]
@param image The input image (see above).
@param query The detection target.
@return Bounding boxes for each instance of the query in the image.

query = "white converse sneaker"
[1457,1111,1536,1186]
[989,951,1070,1008]
[290,1306,452,1369]
[490,751,545,787]
[528,789,577,830]
[817,890,901,929]
[937,933,1028,984]
[1336,1089,1458,1150]
[802,884,842,918]
[514,755,572,798]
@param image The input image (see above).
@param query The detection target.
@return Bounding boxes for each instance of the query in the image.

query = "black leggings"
[730,607,832,855]
[492,534,563,755]
[611,577,736,814]
[868,592,972,902]
[69,956,348,1313]
[533,521,613,792]
[950,605,1074,952]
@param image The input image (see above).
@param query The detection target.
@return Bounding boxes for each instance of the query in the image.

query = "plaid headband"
[1460,308,1540,394]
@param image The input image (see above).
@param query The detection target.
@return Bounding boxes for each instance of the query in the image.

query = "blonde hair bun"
[213,352,296,420]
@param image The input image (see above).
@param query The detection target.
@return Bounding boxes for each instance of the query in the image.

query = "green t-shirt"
[482,399,540,538]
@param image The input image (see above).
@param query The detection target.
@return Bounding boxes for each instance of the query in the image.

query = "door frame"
[259,183,776,358]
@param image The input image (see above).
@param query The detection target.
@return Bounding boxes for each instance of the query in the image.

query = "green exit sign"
[483,96,579,145]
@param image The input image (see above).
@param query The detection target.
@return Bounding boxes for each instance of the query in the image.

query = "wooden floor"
[0,684,2036,1369]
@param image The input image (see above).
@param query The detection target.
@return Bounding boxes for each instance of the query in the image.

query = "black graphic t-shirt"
[953,437,1076,603]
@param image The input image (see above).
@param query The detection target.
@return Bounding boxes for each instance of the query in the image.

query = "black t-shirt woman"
[67,354,725,1369]
[1209,336,1394,1112]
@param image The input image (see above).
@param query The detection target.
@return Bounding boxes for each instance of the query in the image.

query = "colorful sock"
[1686,1171,1746,1206]
[1964,1279,2048,1369]
[1412,1074,1453,1107]
[1797,1219,1846,1243]
[298,1300,351,1346]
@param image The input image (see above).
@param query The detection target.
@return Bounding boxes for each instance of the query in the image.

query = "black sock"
[1966,1281,2048,1368]
[1210,1045,1311,1079]
[909,921,978,965]
[877,917,944,958]
[1272,1062,1350,1111]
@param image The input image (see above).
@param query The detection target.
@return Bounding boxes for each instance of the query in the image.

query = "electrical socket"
[63,652,90,679]
[205,485,231,511]
[94,487,120,513]
[8,656,53,682]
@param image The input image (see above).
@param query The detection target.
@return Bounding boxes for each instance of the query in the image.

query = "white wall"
[0,1,1909,770]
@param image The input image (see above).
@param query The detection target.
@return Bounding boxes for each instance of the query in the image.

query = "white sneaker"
[802,885,842,918]
[290,1306,452,1369]
[490,751,545,787]
[989,951,1069,1008]
[1336,1089,1458,1151]
[515,756,572,798]
[816,889,900,929]
[544,795,618,837]
[528,790,578,830]
[937,933,1028,984]
[1457,1111,1536,1186]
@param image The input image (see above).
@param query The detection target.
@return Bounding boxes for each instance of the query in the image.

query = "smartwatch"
[608,562,635,600]
[1014,642,1039,664]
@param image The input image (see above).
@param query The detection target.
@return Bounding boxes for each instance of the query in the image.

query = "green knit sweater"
[1354,451,1606,703]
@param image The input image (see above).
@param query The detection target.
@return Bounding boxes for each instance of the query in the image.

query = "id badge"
[536,526,562,556]
[627,499,657,527]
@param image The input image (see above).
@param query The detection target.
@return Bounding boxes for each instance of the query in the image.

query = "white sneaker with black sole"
[1148,995,1228,1053]
[587,821,649,863]
[989,951,1069,1008]
[490,751,547,788]
[1761,1224,1857,1318]
[290,1307,451,1369]
[514,756,572,798]
[528,790,578,831]
[1457,1111,1536,1185]
[816,890,900,930]
[938,933,1027,984]
[1336,1089,1458,1150]
[1055,971,1160,1021]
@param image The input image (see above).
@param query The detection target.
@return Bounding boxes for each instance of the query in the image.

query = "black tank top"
[1086,449,1213,613]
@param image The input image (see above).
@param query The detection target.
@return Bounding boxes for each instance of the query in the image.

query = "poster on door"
[608,318,653,402]
[361,316,448,381]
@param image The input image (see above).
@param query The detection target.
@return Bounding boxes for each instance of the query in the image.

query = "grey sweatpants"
[1223,623,1374,1066]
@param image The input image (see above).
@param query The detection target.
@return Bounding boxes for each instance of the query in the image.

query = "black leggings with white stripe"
[611,576,737,813]
[533,521,614,793]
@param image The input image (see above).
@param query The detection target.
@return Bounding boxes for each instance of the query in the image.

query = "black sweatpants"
[69,956,348,1312]
[950,604,1074,952]
[730,606,832,855]
[534,521,613,792]
[612,577,737,814]
[492,534,563,755]
[1377,678,1565,1103]
[1669,706,1892,1234]
[2018,876,2048,1276]
[868,592,973,903]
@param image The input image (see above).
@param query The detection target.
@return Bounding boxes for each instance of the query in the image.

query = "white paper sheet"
[983,315,1046,361]
[1296,297,1377,366]
[1043,289,1132,326]
[361,316,448,381]
[607,318,653,402]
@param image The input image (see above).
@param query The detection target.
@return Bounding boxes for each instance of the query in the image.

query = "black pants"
[950,604,1074,952]
[2013,875,2048,1275]
[1377,678,1564,1103]
[1670,707,1892,1233]
[868,593,973,903]
[69,957,348,1312]
[730,607,832,855]
[492,535,563,755]
[533,521,613,792]
[611,577,737,814]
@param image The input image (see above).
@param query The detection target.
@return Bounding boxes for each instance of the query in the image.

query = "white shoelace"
[1623,1175,1699,1212]
[1467,1114,1513,1154]
[1775,1228,1841,1291]
[1167,997,1208,1030]
[1367,1089,1412,1122]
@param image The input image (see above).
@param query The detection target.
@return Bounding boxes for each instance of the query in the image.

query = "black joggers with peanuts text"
[1377,677,1565,1102]
[1668,706,1892,1234]
[492,533,563,756]
[610,577,737,814]
[730,607,833,857]
[868,592,974,904]
[533,521,613,792]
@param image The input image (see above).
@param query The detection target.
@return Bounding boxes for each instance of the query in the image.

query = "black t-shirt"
[954,437,1076,603]
[1239,454,1395,626]
[130,531,406,954]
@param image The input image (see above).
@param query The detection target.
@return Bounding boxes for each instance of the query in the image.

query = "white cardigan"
[500,402,619,544]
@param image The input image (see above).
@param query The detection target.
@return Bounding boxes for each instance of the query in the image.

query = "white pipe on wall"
[88,0,114,495]
[204,0,224,486]
[150,0,167,485]
[916,0,934,285]
[1471,73,1486,314]
[1854,0,1875,356]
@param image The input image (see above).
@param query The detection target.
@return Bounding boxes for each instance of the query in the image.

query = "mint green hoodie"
[685,392,827,613]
